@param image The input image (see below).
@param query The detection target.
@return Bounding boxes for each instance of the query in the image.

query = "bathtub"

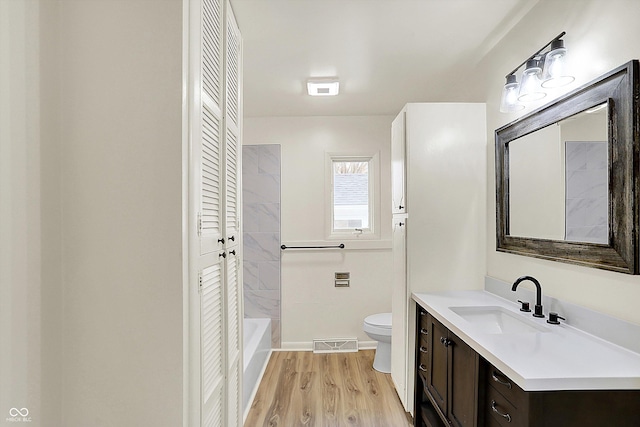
[243,318,271,414]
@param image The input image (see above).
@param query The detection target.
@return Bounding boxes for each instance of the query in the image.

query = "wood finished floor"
[244,350,413,427]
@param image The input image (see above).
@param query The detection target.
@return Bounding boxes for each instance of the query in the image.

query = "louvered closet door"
[222,6,243,427]
[194,0,227,426]
[201,262,224,427]
[199,0,224,256]
[223,5,241,244]
[226,249,241,427]
[190,0,242,426]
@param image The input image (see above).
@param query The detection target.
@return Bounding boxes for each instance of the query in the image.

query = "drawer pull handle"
[420,328,429,335]
[440,337,452,347]
[491,371,512,389]
[490,400,512,423]
[418,364,427,372]
[419,346,428,353]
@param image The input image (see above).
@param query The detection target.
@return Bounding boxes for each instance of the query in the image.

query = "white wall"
[58,1,184,425]
[480,0,640,325]
[243,116,394,347]
[1,1,185,426]
[1,1,47,424]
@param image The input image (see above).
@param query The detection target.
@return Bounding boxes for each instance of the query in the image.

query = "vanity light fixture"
[499,32,575,113]
[307,78,340,96]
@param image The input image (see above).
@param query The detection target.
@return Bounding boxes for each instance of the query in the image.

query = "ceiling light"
[307,79,339,96]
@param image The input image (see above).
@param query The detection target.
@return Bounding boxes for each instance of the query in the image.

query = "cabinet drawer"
[485,364,526,409]
[486,385,524,427]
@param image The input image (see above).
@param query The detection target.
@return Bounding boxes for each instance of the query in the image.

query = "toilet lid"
[365,313,392,328]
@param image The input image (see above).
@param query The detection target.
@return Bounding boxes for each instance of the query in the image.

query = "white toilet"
[363,312,392,373]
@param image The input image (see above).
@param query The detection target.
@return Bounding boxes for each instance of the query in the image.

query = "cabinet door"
[226,250,242,427]
[448,332,479,427]
[426,314,448,416]
[223,3,242,246]
[200,261,225,427]
[391,110,406,214]
[391,217,408,408]
[198,0,225,257]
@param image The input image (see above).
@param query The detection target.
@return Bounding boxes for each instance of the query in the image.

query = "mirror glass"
[508,103,608,244]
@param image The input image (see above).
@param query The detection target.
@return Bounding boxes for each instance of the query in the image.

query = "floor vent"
[312,338,358,353]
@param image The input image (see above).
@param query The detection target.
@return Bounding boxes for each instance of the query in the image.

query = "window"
[327,153,379,238]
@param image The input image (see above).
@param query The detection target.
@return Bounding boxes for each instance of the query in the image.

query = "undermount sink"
[449,306,549,334]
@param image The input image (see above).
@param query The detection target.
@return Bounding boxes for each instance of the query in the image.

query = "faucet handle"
[517,300,531,312]
[547,312,566,325]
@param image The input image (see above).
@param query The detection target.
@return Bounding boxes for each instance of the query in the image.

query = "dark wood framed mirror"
[495,60,639,273]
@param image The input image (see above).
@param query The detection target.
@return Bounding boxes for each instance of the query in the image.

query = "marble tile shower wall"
[565,141,608,243]
[242,145,281,347]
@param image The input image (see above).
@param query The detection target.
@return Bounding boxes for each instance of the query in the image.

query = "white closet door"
[190,0,242,426]
[391,110,406,214]
[223,5,242,245]
[391,216,408,409]
[190,0,227,426]
[199,0,225,256]
[222,6,243,426]
[200,262,224,427]
[226,249,241,427]
[200,102,224,255]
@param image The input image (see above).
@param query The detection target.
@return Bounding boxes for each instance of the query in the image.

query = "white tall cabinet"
[390,103,486,415]
[188,0,243,426]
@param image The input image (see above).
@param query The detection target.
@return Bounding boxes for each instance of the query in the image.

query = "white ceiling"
[230,0,539,117]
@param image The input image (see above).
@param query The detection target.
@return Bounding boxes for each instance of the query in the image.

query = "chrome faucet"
[511,275,545,318]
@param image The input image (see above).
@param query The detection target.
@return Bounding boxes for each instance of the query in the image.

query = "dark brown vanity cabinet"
[414,305,640,427]
[415,308,482,427]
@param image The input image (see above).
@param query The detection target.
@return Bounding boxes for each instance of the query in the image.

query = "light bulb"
[541,39,575,89]
[518,58,546,102]
[500,75,525,113]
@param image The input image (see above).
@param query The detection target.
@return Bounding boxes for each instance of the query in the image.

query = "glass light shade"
[500,75,525,113]
[518,58,546,102]
[541,39,575,88]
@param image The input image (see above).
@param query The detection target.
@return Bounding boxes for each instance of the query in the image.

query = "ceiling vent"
[307,78,339,96]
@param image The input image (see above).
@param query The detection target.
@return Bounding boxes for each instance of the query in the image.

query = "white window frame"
[325,152,380,240]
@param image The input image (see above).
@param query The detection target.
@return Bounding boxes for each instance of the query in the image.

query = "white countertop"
[412,290,640,391]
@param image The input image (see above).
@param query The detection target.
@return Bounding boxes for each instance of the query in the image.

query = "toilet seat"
[364,312,392,328]
[364,313,392,335]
